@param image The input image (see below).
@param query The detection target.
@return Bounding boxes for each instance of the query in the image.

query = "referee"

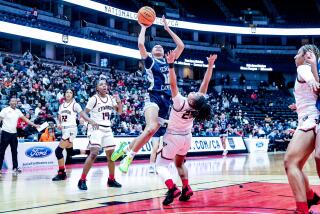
[0,97,39,173]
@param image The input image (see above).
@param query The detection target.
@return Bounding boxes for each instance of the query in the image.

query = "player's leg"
[220,135,228,156]
[105,149,122,187]
[155,134,181,205]
[78,130,101,190]
[111,105,159,160]
[149,136,161,173]
[117,106,160,173]
[52,138,69,181]
[65,128,90,165]
[174,154,193,201]
[175,133,193,201]
[284,129,315,213]
[309,130,320,207]
[103,130,121,187]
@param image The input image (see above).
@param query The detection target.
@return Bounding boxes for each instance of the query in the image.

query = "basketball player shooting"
[111,15,185,173]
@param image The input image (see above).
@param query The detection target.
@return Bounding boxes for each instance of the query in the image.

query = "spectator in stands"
[23,50,33,61]
[17,113,29,137]
[239,73,246,85]
[222,97,230,109]
[34,103,42,117]
[264,114,272,123]
[3,54,13,66]
[274,129,285,150]
[31,7,38,20]
[251,91,258,100]
[39,127,55,142]
[232,95,239,104]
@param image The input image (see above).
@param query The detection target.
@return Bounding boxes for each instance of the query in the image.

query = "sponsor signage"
[3,137,247,168]
[244,138,269,153]
[25,146,53,158]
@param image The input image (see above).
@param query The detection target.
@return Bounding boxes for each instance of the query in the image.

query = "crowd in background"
[0,54,297,151]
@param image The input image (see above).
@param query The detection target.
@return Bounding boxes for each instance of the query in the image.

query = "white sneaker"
[148,165,155,173]
[222,150,228,156]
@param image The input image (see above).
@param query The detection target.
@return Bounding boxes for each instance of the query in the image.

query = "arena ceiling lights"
[63,0,320,36]
[0,21,141,59]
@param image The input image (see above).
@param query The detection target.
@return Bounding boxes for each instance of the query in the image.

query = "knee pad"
[55,146,64,160]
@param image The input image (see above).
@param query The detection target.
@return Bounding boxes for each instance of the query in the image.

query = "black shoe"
[308,192,320,208]
[162,185,181,206]
[13,168,22,173]
[78,179,88,190]
[107,178,122,188]
[179,185,193,201]
[52,171,67,181]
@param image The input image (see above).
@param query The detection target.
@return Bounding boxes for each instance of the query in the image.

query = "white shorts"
[159,132,192,160]
[297,113,319,133]
[61,126,78,142]
[87,126,115,150]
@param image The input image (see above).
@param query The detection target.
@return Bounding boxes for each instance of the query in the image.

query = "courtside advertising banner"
[244,138,269,153]
[4,142,62,169]
[4,137,247,168]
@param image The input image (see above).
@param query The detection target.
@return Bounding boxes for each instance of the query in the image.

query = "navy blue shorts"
[154,126,167,137]
[144,91,171,120]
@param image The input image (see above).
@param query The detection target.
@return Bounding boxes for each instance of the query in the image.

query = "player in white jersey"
[284,45,320,213]
[52,89,90,181]
[78,79,123,190]
[156,50,216,205]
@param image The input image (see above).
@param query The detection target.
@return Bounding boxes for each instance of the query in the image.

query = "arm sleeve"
[74,103,83,113]
[144,55,154,70]
[172,93,185,111]
[297,64,315,82]
[85,97,96,110]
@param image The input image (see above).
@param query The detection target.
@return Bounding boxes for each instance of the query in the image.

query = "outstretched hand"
[304,51,317,65]
[165,50,176,64]
[113,94,121,104]
[162,15,169,31]
[207,54,217,67]
[138,21,149,29]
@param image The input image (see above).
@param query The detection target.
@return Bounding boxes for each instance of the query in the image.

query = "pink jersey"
[166,93,195,134]
[294,73,318,119]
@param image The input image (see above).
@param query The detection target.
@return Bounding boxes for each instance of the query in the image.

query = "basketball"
[137,6,156,26]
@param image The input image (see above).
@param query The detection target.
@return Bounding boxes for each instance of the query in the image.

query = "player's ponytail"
[192,96,212,121]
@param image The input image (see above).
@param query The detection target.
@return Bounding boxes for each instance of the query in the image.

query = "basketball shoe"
[111,141,128,161]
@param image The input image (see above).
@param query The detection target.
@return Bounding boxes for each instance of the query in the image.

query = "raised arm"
[304,51,320,92]
[198,54,217,94]
[163,16,184,59]
[138,23,149,59]
[113,94,123,114]
[165,50,178,97]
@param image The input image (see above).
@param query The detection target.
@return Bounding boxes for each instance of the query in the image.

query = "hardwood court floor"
[1,152,320,214]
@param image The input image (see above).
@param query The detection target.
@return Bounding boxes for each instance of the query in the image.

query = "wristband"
[168,63,174,68]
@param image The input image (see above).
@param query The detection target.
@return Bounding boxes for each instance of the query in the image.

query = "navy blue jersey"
[315,60,320,111]
[144,55,171,96]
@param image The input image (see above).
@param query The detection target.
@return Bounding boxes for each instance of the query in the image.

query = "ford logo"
[256,142,264,148]
[25,146,52,158]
